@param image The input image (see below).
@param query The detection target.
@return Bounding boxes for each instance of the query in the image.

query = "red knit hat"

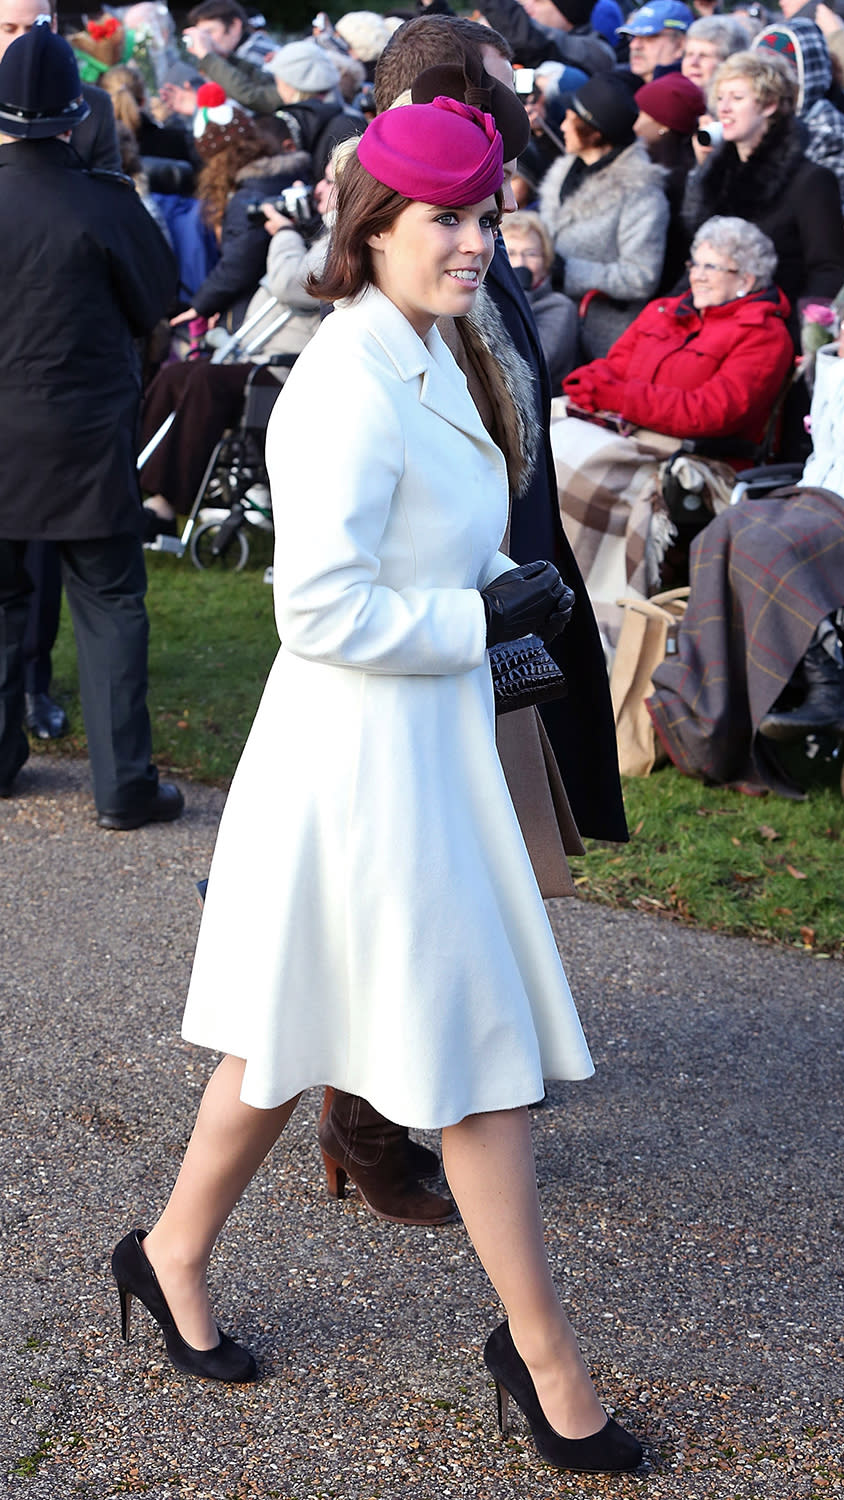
[357,97,503,206]
[193,82,255,159]
[634,74,706,136]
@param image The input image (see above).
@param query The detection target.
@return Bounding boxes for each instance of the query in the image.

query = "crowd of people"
[1,0,843,1482]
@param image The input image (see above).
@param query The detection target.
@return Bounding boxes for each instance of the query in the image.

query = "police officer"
[0,22,183,827]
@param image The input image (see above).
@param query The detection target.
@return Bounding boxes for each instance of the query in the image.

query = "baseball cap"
[619,2,693,36]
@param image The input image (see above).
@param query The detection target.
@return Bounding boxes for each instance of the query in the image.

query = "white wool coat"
[182,285,594,1127]
[539,141,669,359]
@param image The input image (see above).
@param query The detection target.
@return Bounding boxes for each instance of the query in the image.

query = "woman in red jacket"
[562,215,793,443]
[552,215,793,647]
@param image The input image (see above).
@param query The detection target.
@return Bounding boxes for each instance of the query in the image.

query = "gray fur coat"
[539,141,669,360]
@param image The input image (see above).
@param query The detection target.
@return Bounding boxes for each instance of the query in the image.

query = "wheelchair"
[181,360,293,572]
[142,298,301,572]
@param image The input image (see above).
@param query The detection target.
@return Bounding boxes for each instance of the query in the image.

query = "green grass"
[42,549,844,956]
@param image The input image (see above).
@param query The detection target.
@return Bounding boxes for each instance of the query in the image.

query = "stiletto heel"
[483,1321,649,1475]
[111,1229,258,1383]
[117,1281,132,1342]
[495,1379,510,1435]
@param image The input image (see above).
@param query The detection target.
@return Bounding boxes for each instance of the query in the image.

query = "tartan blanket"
[647,486,844,795]
[548,401,733,650]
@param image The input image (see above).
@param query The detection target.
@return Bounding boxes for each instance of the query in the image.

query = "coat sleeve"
[793,162,844,298]
[599,321,794,438]
[199,51,283,114]
[479,0,613,72]
[269,347,489,674]
[103,187,178,333]
[562,184,669,303]
[263,227,324,312]
[192,190,273,317]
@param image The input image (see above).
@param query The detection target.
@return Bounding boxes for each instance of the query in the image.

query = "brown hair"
[374,15,511,114]
[308,148,412,303]
[196,118,268,233]
[101,64,145,135]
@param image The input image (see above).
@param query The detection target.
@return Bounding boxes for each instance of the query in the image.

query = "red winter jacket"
[563,286,793,447]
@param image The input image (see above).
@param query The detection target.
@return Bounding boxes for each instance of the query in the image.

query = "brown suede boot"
[317,1088,457,1226]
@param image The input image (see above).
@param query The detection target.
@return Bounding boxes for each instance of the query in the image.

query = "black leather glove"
[481,560,575,647]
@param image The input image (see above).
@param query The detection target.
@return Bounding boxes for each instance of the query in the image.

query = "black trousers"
[0,533,158,814]
[23,541,62,696]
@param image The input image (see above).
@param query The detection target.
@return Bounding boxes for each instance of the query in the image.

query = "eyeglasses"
[686,259,740,275]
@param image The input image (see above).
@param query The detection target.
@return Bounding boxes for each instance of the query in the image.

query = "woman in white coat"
[111,98,645,1478]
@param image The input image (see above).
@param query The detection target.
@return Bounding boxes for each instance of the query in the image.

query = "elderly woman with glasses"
[552,216,793,647]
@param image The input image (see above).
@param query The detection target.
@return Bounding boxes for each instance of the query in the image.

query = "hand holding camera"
[246,184,321,241]
[481,560,575,648]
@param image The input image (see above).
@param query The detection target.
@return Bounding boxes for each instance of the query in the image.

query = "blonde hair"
[709,48,797,118]
[101,64,145,134]
[502,211,553,273]
[335,10,392,63]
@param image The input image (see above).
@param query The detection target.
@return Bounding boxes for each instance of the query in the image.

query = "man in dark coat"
[0,22,183,828]
[1,0,122,742]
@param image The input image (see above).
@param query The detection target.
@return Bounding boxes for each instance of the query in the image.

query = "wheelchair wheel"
[190,518,250,572]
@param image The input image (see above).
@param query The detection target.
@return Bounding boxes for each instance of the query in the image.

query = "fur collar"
[462,285,539,500]
[539,140,666,232]
[691,116,805,219]
[234,151,311,184]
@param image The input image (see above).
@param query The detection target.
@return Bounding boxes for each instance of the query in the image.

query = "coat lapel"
[349,285,505,459]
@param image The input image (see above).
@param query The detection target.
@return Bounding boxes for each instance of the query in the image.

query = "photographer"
[140,167,330,533]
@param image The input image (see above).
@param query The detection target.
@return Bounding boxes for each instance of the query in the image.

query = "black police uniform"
[0,135,177,813]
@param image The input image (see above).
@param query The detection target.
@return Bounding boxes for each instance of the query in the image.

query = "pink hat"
[357,96,503,206]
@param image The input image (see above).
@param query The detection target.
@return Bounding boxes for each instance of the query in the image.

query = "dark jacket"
[0,138,177,541]
[487,242,627,842]
[682,114,844,315]
[191,153,310,326]
[479,0,616,75]
[563,286,794,445]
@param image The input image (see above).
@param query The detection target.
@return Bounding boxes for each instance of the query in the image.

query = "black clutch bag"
[489,634,567,716]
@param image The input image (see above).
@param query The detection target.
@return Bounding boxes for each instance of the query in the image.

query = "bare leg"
[142,1054,299,1350]
[441,1106,606,1440]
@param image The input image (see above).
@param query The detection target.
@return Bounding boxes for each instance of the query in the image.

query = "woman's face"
[634,110,664,145]
[715,75,776,155]
[681,39,723,90]
[688,239,754,308]
[367,196,500,338]
[502,227,546,289]
[561,108,584,156]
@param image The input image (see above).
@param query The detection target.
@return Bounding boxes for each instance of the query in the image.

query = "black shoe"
[112,1229,258,1383]
[24,691,69,741]
[142,507,178,543]
[0,734,30,797]
[483,1321,648,1475]
[759,640,844,742]
[97,782,184,831]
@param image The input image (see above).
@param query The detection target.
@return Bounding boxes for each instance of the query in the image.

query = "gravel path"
[1,757,841,1500]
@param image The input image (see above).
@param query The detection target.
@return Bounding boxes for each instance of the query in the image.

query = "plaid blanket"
[647,486,844,795]
[549,401,733,649]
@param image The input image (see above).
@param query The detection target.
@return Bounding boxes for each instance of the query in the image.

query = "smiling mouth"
[446,269,480,284]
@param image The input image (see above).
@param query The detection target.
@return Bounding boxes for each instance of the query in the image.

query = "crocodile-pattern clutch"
[489,634,567,716]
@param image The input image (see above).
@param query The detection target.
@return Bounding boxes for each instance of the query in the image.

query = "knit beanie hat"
[192,81,255,158]
[635,73,706,134]
[357,96,503,205]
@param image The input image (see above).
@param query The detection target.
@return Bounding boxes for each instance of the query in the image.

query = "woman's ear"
[367,231,385,252]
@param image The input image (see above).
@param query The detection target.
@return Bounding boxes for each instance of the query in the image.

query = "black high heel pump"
[483,1321,647,1475]
[111,1229,258,1383]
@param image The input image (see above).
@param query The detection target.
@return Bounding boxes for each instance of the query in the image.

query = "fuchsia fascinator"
[357,96,504,206]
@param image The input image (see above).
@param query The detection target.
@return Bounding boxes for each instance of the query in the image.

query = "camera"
[246,185,317,229]
[696,121,724,148]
